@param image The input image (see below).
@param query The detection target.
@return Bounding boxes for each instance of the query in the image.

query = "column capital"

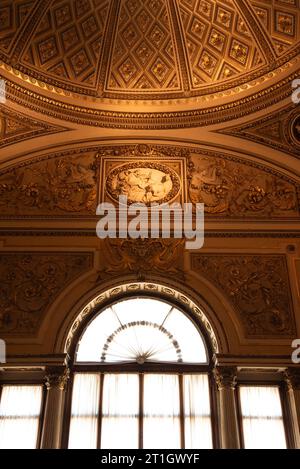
[45,366,70,391]
[213,366,238,390]
[284,368,300,391]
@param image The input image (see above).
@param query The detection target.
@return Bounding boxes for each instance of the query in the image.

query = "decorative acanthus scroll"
[0,252,93,335]
[188,155,298,217]
[96,238,185,281]
[0,153,97,215]
[0,144,298,219]
[191,254,296,337]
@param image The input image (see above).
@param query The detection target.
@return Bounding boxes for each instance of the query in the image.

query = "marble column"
[213,366,240,449]
[41,367,70,449]
[284,368,300,449]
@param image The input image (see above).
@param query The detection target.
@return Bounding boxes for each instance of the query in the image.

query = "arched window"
[67,297,215,449]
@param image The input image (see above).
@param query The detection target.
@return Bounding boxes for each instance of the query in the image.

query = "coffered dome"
[0,0,299,101]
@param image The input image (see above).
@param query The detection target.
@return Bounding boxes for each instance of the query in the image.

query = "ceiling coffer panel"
[0,0,299,99]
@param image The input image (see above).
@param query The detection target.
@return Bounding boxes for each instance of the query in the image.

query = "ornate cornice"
[218,104,300,158]
[0,229,299,238]
[0,104,67,148]
[2,67,299,129]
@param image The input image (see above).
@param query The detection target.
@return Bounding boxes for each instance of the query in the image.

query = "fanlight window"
[76,298,208,364]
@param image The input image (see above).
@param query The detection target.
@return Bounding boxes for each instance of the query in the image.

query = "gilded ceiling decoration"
[0,104,66,148]
[0,151,97,216]
[106,162,181,205]
[0,144,299,219]
[191,254,296,337]
[106,0,181,94]
[20,0,111,88]
[0,0,299,112]
[0,252,93,335]
[3,70,297,129]
[250,0,300,56]
[178,0,265,88]
[188,153,299,217]
[95,238,185,281]
[219,104,300,157]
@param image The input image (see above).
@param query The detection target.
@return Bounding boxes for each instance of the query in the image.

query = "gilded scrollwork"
[0,153,97,216]
[187,155,298,217]
[191,254,296,337]
[96,238,185,281]
[0,144,298,220]
[0,106,65,148]
[0,253,93,335]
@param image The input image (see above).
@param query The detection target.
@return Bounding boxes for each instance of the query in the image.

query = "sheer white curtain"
[143,374,180,449]
[101,374,139,449]
[0,385,42,449]
[184,374,213,449]
[68,373,100,449]
[240,386,287,449]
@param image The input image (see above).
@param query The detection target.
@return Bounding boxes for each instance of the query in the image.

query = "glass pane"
[163,309,207,363]
[101,374,139,449]
[0,385,42,449]
[76,298,207,364]
[183,375,213,449]
[68,374,100,449]
[240,386,287,449]
[143,374,180,449]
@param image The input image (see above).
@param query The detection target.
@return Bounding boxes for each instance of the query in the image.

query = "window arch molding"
[63,283,220,449]
[64,282,219,363]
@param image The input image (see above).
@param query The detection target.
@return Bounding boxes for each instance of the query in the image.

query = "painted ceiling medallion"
[106,162,180,205]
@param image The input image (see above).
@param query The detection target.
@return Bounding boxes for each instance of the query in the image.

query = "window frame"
[64,370,217,450]
[74,295,212,366]
[236,381,292,450]
[0,382,46,449]
[63,293,218,449]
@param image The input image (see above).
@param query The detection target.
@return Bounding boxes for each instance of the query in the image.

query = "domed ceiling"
[0,0,299,110]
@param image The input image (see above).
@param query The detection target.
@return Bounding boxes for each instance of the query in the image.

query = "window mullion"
[97,373,104,449]
[139,373,144,450]
[179,374,185,449]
